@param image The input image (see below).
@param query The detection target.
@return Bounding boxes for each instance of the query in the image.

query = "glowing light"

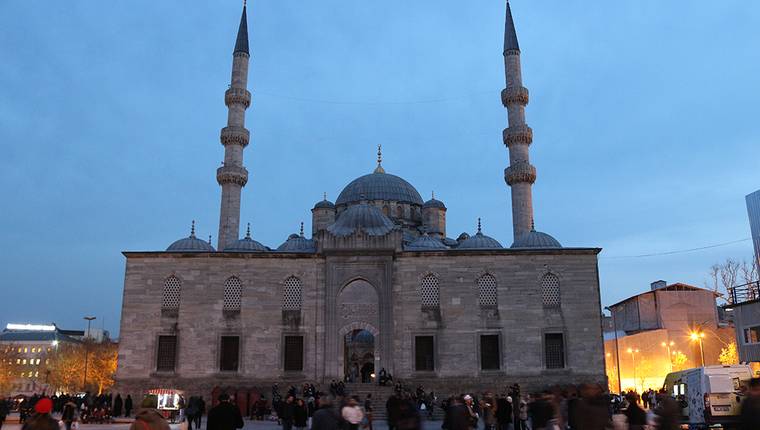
[51,340,59,347]
[6,324,55,332]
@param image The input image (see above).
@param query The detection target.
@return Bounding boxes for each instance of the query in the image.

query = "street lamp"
[83,316,96,390]
[627,348,640,392]
[661,341,675,372]
[690,331,706,367]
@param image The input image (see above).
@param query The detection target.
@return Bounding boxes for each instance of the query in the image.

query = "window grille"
[162,276,181,310]
[156,335,177,372]
[544,333,565,369]
[283,277,303,310]
[223,277,242,311]
[478,274,498,308]
[284,336,304,371]
[420,275,440,309]
[541,273,561,307]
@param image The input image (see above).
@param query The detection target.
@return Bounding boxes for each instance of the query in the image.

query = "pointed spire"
[374,144,385,173]
[477,217,482,234]
[208,235,213,244]
[431,191,435,200]
[234,1,249,55]
[245,223,252,239]
[300,222,305,237]
[323,192,328,201]
[531,218,535,231]
[503,0,520,55]
[190,220,196,238]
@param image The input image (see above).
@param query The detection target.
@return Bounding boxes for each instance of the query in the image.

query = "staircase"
[343,383,444,422]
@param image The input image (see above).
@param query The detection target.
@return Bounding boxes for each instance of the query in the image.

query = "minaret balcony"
[502,125,533,146]
[501,86,529,106]
[224,87,252,108]
[504,162,536,185]
[220,126,250,147]
[216,165,249,186]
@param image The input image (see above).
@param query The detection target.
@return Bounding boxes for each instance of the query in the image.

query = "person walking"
[125,395,133,417]
[623,394,647,430]
[293,399,307,430]
[364,394,374,430]
[195,397,206,430]
[113,394,123,418]
[739,377,760,430]
[341,397,364,430]
[129,396,170,430]
[653,396,680,430]
[311,398,340,430]
[61,400,79,430]
[206,394,243,430]
[21,398,58,430]
[279,395,295,430]
[442,396,470,430]
[0,398,9,430]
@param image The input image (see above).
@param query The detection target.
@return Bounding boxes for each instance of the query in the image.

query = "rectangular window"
[415,336,435,371]
[544,333,565,369]
[284,336,304,371]
[156,335,177,372]
[480,335,500,370]
[744,326,760,344]
[219,336,240,371]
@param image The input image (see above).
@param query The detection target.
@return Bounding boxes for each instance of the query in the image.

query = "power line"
[602,238,752,260]
[253,89,494,105]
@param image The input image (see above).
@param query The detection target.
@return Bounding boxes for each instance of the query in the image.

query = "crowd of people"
[4,377,760,430]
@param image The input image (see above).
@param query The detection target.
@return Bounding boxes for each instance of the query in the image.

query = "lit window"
[34,371,39,377]
[35,359,40,365]
[16,359,20,364]
[23,347,28,353]
[420,275,440,309]
[744,326,760,344]
[22,359,26,365]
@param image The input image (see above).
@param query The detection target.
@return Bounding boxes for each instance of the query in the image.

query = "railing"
[728,280,760,305]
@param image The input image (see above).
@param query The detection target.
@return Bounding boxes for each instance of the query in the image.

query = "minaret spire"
[501,0,536,240]
[217,2,252,250]
[374,145,385,174]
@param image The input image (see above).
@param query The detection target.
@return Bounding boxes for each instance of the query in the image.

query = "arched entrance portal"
[344,329,375,383]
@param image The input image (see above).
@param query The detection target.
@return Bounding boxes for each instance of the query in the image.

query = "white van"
[663,365,752,429]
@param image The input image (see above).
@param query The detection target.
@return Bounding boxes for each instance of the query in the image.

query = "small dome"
[456,232,471,242]
[511,230,562,249]
[224,223,268,252]
[166,221,215,252]
[422,193,446,209]
[277,235,316,252]
[327,203,395,237]
[313,194,335,210]
[457,219,503,250]
[336,172,423,206]
[406,233,448,251]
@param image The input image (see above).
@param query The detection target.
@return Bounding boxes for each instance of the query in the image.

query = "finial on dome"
[431,191,435,200]
[323,192,328,201]
[245,223,251,239]
[531,218,535,231]
[190,220,196,238]
[208,235,212,244]
[374,145,385,173]
[300,222,305,237]
[477,217,482,234]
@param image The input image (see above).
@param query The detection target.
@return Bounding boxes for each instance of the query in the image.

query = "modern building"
[747,190,760,267]
[604,281,735,392]
[726,282,760,366]
[115,3,606,398]
[0,323,81,396]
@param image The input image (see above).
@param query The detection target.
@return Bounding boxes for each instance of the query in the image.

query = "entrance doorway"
[344,329,375,383]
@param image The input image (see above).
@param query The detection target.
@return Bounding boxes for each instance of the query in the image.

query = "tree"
[89,342,118,394]
[47,344,86,393]
[719,342,739,366]
[47,342,119,394]
[0,345,22,396]
[671,352,688,371]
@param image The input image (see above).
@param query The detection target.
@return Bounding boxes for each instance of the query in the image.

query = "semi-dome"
[277,224,316,252]
[166,221,216,252]
[327,203,395,237]
[405,233,448,251]
[224,224,267,252]
[457,219,503,250]
[510,229,562,249]
[336,172,423,206]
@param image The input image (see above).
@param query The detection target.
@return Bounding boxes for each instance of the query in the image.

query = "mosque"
[115,2,605,396]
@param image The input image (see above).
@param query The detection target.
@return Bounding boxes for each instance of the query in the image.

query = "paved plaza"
[1,419,447,430]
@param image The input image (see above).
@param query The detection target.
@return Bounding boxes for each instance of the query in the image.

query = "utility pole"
[83,316,96,390]
[605,306,622,394]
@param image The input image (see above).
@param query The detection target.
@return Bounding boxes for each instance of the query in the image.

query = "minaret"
[501,1,536,240]
[217,2,251,250]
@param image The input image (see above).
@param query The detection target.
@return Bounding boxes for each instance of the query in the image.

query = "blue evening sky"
[1,1,758,336]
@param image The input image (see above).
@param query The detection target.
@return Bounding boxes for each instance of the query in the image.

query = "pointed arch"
[420,274,440,309]
[162,275,181,310]
[478,273,498,308]
[283,276,303,310]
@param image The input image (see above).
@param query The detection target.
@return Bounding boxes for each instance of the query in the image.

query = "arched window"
[382,205,390,216]
[162,276,181,310]
[478,274,498,308]
[420,275,440,309]
[396,205,403,218]
[541,273,561,307]
[223,277,242,311]
[283,276,303,310]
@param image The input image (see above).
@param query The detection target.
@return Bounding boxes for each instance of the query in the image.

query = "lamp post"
[83,316,96,390]
[661,341,675,372]
[605,306,623,394]
[690,331,706,367]
[627,348,640,392]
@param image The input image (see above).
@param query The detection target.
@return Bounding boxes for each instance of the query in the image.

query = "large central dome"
[336,172,423,206]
